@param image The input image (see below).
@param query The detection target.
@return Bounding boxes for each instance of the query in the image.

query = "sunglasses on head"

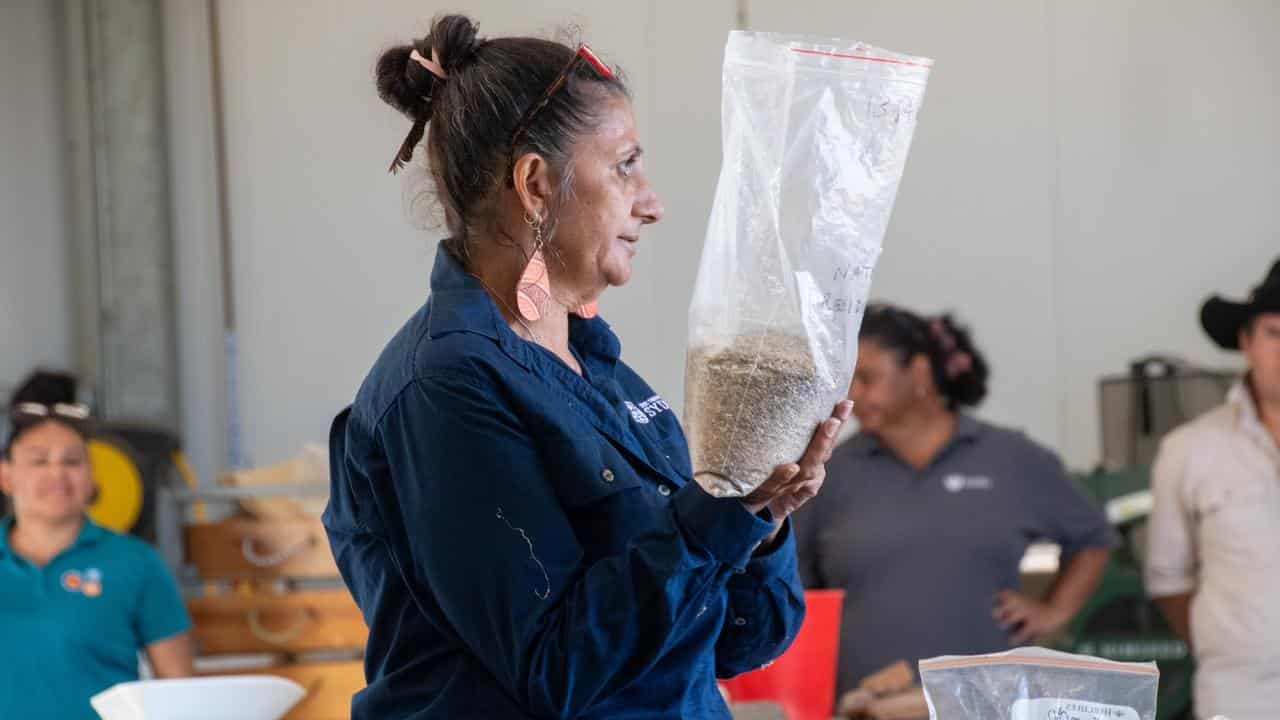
[507,44,614,163]
[10,402,91,422]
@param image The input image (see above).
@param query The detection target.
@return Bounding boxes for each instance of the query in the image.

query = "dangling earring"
[516,212,550,323]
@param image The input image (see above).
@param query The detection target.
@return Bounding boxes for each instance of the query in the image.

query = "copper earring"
[516,212,550,323]
[514,211,602,321]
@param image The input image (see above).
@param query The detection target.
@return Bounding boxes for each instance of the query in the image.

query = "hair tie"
[930,317,957,352]
[930,317,973,378]
[388,47,450,174]
[410,47,448,80]
[945,351,973,379]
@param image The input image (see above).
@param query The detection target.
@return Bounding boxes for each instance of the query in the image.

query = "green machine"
[1056,468,1193,720]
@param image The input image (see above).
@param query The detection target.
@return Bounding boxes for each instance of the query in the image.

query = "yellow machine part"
[87,438,144,533]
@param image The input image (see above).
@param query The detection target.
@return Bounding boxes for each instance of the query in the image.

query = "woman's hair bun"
[375,15,481,123]
[427,15,481,76]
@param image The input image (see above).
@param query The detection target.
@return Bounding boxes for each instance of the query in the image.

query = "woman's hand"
[993,589,1069,645]
[743,400,854,543]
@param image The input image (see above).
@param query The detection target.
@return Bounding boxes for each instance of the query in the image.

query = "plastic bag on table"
[685,31,932,497]
[919,648,1160,720]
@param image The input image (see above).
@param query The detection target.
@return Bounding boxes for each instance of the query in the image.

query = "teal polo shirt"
[0,517,191,719]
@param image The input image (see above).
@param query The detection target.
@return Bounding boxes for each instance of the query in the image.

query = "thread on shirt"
[496,507,552,600]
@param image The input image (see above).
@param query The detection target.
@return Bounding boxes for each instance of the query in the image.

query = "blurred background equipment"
[154,449,361,720]
[1098,356,1236,471]
[88,423,197,542]
[1057,468,1193,719]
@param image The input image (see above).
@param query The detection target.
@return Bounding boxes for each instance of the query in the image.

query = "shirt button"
[601,468,615,483]
[734,617,747,627]
[658,485,672,496]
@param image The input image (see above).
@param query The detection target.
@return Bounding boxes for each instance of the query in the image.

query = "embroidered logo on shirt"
[625,395,672,426]
[61,568,104,597]
[61,570,82,592]
[624,401,649,424]
[942,474,994,493]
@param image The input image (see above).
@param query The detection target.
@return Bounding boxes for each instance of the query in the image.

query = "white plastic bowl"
[91,676,306,720]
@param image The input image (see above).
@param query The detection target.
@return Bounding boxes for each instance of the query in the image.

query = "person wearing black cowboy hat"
[1145,259,1280,720]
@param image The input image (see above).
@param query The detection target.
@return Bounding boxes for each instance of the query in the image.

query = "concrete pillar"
[62,0,180,429]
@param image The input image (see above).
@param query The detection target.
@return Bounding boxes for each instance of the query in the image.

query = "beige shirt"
[1146,383,1280,720]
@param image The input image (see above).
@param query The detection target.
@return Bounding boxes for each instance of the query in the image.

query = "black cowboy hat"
[1200,258,1280,350]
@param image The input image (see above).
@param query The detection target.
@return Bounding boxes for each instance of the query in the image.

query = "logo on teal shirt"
[60,568,104,597]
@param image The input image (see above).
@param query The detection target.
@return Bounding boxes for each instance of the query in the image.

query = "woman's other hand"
[993,589,1069,645]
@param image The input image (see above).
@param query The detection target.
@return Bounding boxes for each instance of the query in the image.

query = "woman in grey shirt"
[794,303,1115,715]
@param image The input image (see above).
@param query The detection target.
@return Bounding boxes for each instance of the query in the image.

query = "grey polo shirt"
[794,415,1116,696]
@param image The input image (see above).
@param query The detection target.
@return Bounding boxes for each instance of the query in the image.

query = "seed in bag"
[685,331,839,496]
[684,31,931,496]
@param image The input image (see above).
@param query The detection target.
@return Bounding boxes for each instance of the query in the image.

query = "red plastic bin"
[720,589,844,720]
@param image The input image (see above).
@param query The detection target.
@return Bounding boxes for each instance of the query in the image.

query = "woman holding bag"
[323,15,851,719]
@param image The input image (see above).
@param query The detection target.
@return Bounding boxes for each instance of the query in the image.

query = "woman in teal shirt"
[0,374,193,719]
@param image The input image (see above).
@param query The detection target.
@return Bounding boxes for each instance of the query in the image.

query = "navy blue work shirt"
[324,244,805,719]
[794,416,1116,695]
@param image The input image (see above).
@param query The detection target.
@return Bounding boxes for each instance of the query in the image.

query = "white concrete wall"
[208,0,735,467]
[748,0,1064,451]
[187,0,1278,470]
[748,0,1276,465]
[1048,0,1280,465]
[0,0,73,397]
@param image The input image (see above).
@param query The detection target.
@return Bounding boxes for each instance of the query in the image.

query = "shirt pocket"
[1195,474,1280,566]
[556,437,653,562]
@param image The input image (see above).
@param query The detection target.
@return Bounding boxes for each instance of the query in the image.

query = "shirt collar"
[852,413,985,458]
[425,243,514,344]
[74,517,108,548]
[1229,378,1275,448]
[425,242,622,371]
[0,515,105,559]
[0,516,11,557]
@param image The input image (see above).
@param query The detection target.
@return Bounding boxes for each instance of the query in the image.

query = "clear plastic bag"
[919,648,1160,720]
[684,31,932,496]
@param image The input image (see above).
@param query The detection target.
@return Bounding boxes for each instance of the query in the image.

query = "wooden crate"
[185,517,338,579]
[189,588,366,655]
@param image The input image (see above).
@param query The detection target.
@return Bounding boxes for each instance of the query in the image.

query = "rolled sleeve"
[714,519,807,677]
[1144,437,1198,597]
[1025,444,1118,559]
